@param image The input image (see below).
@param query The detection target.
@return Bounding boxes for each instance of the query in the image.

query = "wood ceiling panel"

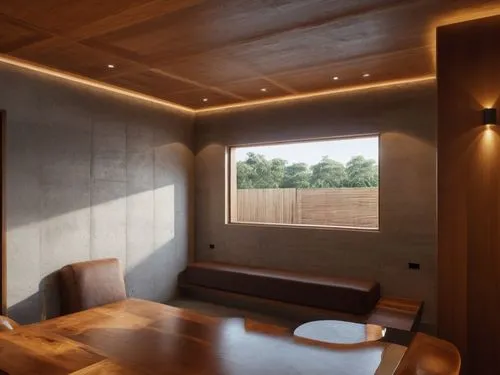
[10,40,143,80]
[83,0,398,63]
[0,0,147,33]
[216,78,293,101]
[155,56,259,86]
[199,1,433,77]
[271,47,434,93]
[1,0,499,109]
[0,15,51,53]
[104,70,198,99]
[64,0,205,41]
[161,88,242,109]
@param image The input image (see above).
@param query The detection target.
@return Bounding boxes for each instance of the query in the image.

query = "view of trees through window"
[237,154,378,189]
[230,136,379,229]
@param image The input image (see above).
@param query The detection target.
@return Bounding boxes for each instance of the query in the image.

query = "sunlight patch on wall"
[154,184,176,249]
[6,185,176,320]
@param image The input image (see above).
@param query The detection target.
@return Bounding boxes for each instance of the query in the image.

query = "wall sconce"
[483,108,497,126]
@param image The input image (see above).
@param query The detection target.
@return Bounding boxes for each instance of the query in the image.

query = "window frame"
[226,134,381,231]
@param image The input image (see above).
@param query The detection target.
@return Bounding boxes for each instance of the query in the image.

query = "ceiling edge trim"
[0,54,195,115]
[196,75,436,114]
[0,54,436,116]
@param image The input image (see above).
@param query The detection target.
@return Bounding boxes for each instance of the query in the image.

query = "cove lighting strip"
[0,55,194,114]
[0,54,435,114]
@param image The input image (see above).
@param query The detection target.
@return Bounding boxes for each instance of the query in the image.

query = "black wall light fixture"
[483,108,497,125]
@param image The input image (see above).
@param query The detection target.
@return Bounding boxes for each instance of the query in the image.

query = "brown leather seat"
[59,258,127,314]
[180,262,380,315]
[0,315,18,332]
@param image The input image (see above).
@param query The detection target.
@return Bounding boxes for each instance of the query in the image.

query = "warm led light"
[260,88,268,92]
[0,54,436,115]
[482,108,497,126]
[197,75,435,113]
[362,73,371,78]
[332,76,339,80]
[107,64,115,69]
[433,7,500,30]
[0,54,193,114]
[428,7,500,71]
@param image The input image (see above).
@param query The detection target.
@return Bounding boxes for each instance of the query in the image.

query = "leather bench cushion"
[59,258,127,314]
[181,262,380,315]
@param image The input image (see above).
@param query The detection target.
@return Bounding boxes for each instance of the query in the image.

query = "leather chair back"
[59,258,127,314]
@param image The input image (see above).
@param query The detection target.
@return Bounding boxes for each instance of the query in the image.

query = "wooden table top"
[0,299,460,375]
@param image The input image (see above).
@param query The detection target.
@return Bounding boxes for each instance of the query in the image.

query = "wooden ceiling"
[1,0,500,110]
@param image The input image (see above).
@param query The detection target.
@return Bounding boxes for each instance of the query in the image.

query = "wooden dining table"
[0,298,459,375]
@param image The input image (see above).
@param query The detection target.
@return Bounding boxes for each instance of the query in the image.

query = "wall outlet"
[408,262,420,270]
[209,244,215,249]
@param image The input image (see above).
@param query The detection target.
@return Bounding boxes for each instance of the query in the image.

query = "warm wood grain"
[437,14,500,375]
[0,110,4,315]
[69,359,144,375]
[1,1,499,108]
[394,333,460,375]
[0,329,105,374]
[0,299,458,375]
[234,188,378,228]
[367,298,423,332]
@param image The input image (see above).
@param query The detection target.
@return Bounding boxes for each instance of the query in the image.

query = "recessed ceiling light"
[260,88,267,92]
[362,73,370,78]
[202,98,208,102]
[332,76,339,80]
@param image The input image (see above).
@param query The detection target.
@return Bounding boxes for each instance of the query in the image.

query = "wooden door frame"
[1,110,5,314]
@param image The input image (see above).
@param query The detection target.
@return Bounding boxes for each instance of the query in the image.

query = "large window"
[228,136,379,229]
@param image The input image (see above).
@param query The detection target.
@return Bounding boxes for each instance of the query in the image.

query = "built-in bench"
[175,262,423,331]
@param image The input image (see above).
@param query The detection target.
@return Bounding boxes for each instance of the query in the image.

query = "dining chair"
[59,258,127,314]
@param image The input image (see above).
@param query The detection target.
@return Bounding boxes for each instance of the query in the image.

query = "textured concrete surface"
[195,81,438,326]
[1,63,194,324]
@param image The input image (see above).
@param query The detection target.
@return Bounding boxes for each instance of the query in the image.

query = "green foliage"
[310,156,346,188]
[236,152,378,189]
[282,163,311,188]
[344,155,379,187]
[237,152,285,188]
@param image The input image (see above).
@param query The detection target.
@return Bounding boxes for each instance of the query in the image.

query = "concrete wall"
[195,80,437,325]
[1,63,194,324]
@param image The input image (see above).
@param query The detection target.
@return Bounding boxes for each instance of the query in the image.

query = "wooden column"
[438,15,500,375]
[0,111,5,314]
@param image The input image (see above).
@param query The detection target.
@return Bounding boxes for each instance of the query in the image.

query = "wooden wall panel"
[437,15,500,375]
[0,110,5,314]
